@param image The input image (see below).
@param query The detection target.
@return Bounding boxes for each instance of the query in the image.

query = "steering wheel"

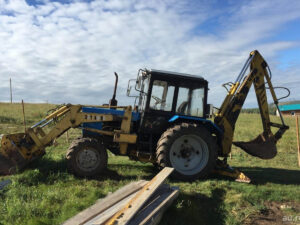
[152,95,163,104]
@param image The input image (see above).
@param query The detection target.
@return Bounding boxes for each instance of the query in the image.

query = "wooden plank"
[63,180,147,225]
[88,184,177,225]
[87,192,137,225]
[105,167,174,225]
[139,188,179,225]
[89,185,179,225]
[131,186,179,225]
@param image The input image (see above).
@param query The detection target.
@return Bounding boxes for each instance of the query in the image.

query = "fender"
[168,115,223,135]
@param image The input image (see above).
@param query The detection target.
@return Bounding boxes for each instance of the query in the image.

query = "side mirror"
[137,76,143,90]
[127,86,132,96]
[127,79,138,97]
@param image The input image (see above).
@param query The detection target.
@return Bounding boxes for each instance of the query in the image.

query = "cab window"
[176,87,204,117]
[150,80,175,111]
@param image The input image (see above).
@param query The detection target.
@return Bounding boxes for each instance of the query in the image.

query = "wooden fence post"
[21,100,26,132]
[296,116,300,167]
[66,130,69,143]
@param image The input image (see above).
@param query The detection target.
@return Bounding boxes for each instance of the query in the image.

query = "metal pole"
[22,100,26,132]
[10,78,12,104]
[296,115,300,167]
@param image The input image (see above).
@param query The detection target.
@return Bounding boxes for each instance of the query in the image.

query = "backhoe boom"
[215,50,289,159]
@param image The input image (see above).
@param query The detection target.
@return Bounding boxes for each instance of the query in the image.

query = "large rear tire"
[156,123,217,181]
[66,138,108,177]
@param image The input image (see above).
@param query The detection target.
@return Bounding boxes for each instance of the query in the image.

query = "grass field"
[0,102,299,225]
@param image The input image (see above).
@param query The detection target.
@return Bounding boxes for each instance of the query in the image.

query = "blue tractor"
[79,68,221,180]
[0,51,289,182]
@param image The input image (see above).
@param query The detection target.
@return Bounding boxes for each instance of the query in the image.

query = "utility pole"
[10,78,12,104]
[296,116,300,167]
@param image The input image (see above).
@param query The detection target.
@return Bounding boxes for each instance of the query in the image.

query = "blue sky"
[0,0,299,107]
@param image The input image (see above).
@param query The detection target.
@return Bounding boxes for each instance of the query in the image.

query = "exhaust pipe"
[109,72,118,107]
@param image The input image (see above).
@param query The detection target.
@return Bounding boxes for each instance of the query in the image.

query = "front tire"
[156,123,217,181]
[66,138,108,177]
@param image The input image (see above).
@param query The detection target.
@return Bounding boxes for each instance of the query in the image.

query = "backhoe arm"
[214,50,289,159]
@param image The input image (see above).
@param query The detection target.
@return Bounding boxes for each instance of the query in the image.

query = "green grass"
[0,103,299,225]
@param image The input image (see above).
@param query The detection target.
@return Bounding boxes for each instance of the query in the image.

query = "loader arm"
[214,50,289,159]
[0,104,136,175]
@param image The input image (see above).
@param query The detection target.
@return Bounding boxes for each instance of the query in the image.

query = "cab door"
[141,79,176,134]
[137,79,176,151]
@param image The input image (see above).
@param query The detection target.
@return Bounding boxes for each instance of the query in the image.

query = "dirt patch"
[244,201,300,225]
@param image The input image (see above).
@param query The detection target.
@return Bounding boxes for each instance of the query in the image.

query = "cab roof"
[147,69,205,82]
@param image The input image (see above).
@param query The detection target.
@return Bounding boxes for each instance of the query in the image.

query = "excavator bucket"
[233,132,277,159]
[0,133,30,175]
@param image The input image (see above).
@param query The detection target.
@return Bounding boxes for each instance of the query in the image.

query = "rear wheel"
[156,123,217,180]
[66,138,108,177]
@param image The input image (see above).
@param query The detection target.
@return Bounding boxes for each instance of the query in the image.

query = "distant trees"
[242,100,300,115]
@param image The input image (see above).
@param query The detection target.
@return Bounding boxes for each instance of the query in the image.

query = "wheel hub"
[169,134,209,175]
[180,143,194,158]
[77,148,100,172]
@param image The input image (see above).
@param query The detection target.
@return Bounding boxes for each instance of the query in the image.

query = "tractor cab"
[128,69,208,118]
[127,69,209,153]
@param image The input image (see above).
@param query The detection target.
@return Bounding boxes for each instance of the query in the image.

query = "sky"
[0,0,299,108]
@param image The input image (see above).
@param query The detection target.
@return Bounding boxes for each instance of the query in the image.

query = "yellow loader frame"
[0,105,136,174]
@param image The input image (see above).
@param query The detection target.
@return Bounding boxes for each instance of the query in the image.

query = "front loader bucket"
[233,133,277,159]
[0,154,23,175]
[0,133,30,175]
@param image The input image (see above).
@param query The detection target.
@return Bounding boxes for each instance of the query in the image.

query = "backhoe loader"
[0,50,289,182]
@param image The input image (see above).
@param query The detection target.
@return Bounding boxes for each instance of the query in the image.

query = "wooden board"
[88,184,179,225]
[86,192,137,225]
[63,180,147,225]
[128,186,179,225]
[105,167,174,225]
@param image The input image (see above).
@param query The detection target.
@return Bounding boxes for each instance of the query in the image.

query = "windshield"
[150,80,175,111]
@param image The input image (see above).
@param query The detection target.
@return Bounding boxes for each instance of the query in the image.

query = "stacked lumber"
[63,167,178,225]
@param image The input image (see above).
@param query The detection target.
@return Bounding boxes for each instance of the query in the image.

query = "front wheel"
[156,123,217,181]
[66,138,108,177]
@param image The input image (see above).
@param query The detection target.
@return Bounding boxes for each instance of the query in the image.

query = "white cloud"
[0,0,299,108]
